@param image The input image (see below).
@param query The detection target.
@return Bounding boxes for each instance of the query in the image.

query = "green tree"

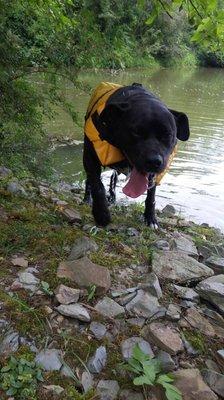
[0,0,79,176]
[145,0,224,52]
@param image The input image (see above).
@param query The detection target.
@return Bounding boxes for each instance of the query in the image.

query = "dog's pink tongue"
[122,167,148,198]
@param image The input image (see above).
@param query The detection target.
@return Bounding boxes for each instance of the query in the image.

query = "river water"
[50,68,224,231]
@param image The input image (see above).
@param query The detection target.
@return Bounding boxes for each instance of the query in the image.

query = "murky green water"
[50,68,224,230]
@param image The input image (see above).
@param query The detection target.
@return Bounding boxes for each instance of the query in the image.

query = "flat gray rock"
[87,346,107,374]
[157,350,176,372]
[57,256,111,294]
[202,308,224,328]
[196,275,224,315]
[217,350,224,370]
[154,240,170,251]
[166,304,181,321]
[126,289,165,319]
[206,256,224,274]
[56,303,90,322]
[55,284,80,305]
[126,318,145,328]
[11,257,28,268]
[111,287,137,298]
[172,284,199,301]
[97,380,120,400]
[35,349,63,371]
[170,231,198,257]
[60,207,81,223]
[95,297,125,318]
[201,370,224,398]
[0,330,19,356]
[18,271,39,286]
[81,371,93,393]
[152,251,213,283]
[137,273,162,299]
[7,181,26,196]
[67,236,98,260]
[205,360,221,374]
[117,292,137,306]
[89,321,107,340]
[0,166,12,178]
[162,204,176,217]
[172,369,218,400]
[121,336,154,361]
[180,307,223,338]
[144,322,184,355]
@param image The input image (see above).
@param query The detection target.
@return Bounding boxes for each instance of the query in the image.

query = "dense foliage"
[0,0,79,176]
[0,0,224,176]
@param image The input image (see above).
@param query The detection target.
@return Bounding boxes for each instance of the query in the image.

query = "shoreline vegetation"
[1,0,224,177]
[0,169,224,399]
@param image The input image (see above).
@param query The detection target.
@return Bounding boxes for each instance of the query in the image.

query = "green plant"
[87,284,96,302]
[0,355,44,398]
[124,344,182,400]
[40,280,54,296]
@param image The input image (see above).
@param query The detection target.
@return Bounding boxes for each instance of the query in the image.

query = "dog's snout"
[146,154,163,170]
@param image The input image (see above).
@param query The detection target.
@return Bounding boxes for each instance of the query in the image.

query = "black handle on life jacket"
[91,110,118,148]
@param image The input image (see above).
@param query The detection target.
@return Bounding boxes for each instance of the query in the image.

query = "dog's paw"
[93,208,111,227]
[149,221,159,230]
[144,215,159,230]
[107,192,116,204]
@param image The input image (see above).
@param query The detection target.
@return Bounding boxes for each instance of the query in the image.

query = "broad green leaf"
[1,365,11,373]
[132,344,152,364]
[12,380,22,388]
[133,374,153,386]
[157,373,174,384]
[9,356,18,366]
[160,381,182,400]
[127,358,142,373]
[143,363,158,383]
[146,8,158,26]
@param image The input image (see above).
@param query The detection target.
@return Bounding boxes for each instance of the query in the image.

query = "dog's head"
[95,87,190,175]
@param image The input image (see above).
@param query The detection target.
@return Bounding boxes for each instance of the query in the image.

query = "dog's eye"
[158,132,173,145]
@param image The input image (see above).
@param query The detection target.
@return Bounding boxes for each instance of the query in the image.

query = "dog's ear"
[169,109,190,141]
[92,102,130,144]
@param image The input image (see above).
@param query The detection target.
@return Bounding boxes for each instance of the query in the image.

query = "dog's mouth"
[122,167,150,198]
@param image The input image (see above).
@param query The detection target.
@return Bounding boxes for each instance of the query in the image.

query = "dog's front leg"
[83,136,111,227]
[144,184,159,229]
[91,174,111,226]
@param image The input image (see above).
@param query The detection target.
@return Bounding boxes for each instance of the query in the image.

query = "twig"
[10,66,77,84]
[157,0,173,19]
[188,0,203,19]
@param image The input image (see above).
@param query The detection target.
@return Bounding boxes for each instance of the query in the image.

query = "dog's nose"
[147,155,163,169]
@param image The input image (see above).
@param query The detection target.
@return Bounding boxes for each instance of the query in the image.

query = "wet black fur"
[83,83,190,227]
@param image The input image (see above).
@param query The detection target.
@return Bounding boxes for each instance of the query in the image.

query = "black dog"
[83,82,190,228]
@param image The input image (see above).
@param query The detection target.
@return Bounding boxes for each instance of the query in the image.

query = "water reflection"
[50,68,224,231]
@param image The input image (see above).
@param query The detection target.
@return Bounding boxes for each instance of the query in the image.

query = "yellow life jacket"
[84,81,177,185]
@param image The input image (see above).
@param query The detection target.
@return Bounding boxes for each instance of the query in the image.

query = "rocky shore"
[0,166,224,400]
